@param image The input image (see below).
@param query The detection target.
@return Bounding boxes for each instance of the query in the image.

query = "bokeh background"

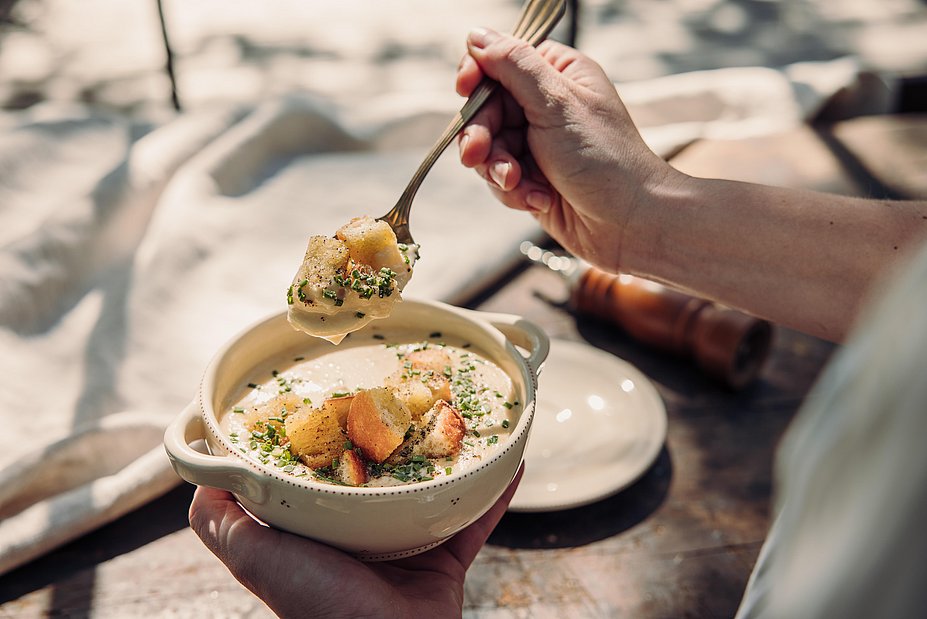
[2,0,926,119]
[2,2,926,616]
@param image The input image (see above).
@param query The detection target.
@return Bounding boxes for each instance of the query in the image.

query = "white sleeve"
[736,240,927,619]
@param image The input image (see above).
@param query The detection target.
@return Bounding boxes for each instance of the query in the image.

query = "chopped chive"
[247,382,259,389]
[502,419,510,429]
[232,407,245,413]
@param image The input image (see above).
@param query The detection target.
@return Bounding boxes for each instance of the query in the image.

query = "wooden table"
[0,269,833,619]
[5,114,924,617]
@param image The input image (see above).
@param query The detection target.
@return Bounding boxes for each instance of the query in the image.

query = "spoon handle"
[395,79,496,207]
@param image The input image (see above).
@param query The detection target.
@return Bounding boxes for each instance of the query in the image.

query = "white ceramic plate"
[508,339,667,512]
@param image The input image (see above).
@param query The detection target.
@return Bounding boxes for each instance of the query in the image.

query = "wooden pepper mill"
[521,242,773,390]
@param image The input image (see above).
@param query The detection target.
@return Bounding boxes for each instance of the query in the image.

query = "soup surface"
[220,329,519,486]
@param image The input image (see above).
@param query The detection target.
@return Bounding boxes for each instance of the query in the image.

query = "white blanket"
[0,58,864,575]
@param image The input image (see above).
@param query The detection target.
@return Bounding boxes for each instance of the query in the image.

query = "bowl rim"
[197,298,540,497]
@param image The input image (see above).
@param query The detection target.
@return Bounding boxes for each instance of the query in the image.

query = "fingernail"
[526,191,552,213]
[490,161,510,189]
[458,132,470,159]
[468,27,500,49]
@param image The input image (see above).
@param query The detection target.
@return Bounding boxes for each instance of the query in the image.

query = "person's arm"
[457,28,927,342]
[625,177,927,341]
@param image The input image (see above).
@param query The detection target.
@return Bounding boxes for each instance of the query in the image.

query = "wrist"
[619,165,696,279]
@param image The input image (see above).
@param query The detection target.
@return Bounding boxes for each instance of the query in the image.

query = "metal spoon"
[378,0,566,245]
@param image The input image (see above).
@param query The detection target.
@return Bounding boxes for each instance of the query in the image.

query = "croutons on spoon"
[287,216,418,343]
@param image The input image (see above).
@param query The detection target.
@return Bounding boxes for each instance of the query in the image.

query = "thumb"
[466,28,566,123]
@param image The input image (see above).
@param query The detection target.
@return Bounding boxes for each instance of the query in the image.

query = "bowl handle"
[163,401,270,505]
[477,311,550,378]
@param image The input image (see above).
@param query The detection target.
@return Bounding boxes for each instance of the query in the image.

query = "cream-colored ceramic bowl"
[163,298,548,561]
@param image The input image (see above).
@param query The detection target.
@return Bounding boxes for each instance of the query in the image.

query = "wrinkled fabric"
[0,95,544,575]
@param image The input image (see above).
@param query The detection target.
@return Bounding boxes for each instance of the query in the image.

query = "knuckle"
[499,38,535,67]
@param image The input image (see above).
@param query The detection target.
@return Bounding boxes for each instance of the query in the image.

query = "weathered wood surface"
[828,114,927,199]
[0,266,832,619]
[10,114,925,618]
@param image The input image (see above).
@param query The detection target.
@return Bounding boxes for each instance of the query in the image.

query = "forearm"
[622,173,927,342]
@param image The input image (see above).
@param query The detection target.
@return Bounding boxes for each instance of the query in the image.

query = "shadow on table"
[0,483,194,606]
[489,446,671,549]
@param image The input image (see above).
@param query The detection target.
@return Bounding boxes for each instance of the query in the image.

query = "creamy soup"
[220,329,518,486]
[286,216,418,344]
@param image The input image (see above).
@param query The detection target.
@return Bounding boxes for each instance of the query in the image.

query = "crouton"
[245,392,305,433]
[290,236,350,306]
[387,375,435,421]
[347,387,412,463]
[413,400,466,459]
[322,395,353,429]
[285,399,348,469]
[423,373,452,403]
[335,216,406,277]
[286,213,420,343]
[385,369,452,421]
[387,400,466,464]
[336,449,368,486]
[287,219,417,342]
[406,349,453,375]
[406,349,453,400]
